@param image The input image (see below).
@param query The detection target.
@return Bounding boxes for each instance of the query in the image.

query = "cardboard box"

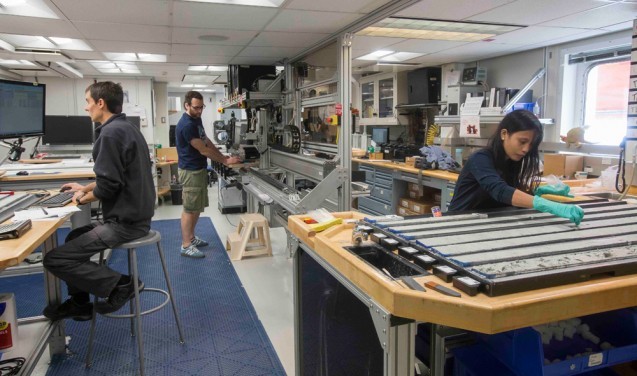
[405,156,422,168]
[369,152,384,160]
[400,197,411,208]
[543,154,584,179]
[403,198,436,214]
[397,206,418,216]
[408,182,420,192]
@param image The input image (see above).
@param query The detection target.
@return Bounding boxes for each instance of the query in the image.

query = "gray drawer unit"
[370,184,392,203]
[442,183,455,211]
[358,196,392,215]
[359,165,375,184]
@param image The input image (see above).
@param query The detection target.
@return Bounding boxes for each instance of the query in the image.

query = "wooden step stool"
[226,213,272,261]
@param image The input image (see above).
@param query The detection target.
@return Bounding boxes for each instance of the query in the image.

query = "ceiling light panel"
[0,59,35,67]
[49,37,93,51]
[358,17,523,42]
[182,0,284,7]
[104,52,167,62]
[188,65,228,71]
[356,50,394,60]
[381,52,424,62]
[0,34,55,49]
[0,0,59,19]
[88,60,140,74]
[182,74,220,83]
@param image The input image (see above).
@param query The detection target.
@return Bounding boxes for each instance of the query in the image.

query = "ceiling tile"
[51,0,172,26]
[229,56,280,65]
[488,26,597,45]
[172,2,279,30]
[73,21,170,43]
[250,31,329,47]
[467,0,610,26]
[351,35,403,51]
[284,0,388,13]
[237,46,302,58]
[395,0,516,20]
[89,40,171,54]
[171,44,242,57]
[65,51,106,60]
[377,39,469,54]
[265,9,362,33]
[172,27,258,45]
[539,3,637,29]
[167,55,231,64]
[0,15,81,37]
[601,20,634,32]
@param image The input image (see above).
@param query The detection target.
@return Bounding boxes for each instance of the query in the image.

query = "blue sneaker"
[190,236,209,247]
[181,244,205,258]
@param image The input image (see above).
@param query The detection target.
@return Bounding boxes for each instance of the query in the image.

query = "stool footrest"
[102,288,170,319]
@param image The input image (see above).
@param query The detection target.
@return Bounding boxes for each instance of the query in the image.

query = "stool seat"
[86,229,184,376]
[117,230,161,248]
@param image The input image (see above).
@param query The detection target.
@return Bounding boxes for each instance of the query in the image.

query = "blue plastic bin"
[476,308,637,376]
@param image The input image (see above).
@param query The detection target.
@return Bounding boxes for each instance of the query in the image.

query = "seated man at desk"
[42,81,155,320]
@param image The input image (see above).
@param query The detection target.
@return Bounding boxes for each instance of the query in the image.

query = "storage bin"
[476,308,637,376]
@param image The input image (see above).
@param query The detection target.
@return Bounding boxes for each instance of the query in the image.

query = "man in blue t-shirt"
[176,91,241,258]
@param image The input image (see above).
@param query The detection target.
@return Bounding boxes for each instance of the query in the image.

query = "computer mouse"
[16,170,29,176]
[60,186,72,192]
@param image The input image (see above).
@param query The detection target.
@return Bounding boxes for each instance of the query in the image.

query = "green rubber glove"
[532,196,584,225]
[535,184,573,197]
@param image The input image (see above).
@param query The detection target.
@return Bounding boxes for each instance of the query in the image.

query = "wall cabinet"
[359,72,407,126]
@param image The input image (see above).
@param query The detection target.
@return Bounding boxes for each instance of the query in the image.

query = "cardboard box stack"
[398,183,441,216]
[543,154,584,179]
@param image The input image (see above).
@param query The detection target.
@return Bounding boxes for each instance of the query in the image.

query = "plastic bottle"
[533,101,541,117]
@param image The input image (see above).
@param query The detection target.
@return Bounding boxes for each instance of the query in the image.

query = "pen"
[41,208,49,215]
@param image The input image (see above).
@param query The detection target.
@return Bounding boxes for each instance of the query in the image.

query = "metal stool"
[85,230,185,376]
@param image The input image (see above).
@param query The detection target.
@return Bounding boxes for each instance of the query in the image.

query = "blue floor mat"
[2,218,285,376]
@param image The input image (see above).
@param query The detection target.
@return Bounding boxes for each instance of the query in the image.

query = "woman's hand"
[534,184,573,197]
[532,196,584,225]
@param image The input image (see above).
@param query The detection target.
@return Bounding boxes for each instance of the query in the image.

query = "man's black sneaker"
[43,298,92,321]
[95,278,144,315]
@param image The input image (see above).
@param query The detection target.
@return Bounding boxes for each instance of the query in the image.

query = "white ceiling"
[0,0,634,91]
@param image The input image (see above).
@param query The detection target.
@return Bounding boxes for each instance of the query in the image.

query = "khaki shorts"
[178,168,209,212]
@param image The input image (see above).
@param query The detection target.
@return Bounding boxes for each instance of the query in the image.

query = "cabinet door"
[361,81,375,119]
[378,77,394,118]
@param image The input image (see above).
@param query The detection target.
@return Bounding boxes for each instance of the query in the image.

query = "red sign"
[335,103,343,116]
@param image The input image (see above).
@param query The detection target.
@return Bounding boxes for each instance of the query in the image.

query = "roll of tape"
[0,293,18,353]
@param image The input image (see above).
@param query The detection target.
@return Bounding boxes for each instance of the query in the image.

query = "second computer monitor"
[43,116,93,145]
[371,127,389,145]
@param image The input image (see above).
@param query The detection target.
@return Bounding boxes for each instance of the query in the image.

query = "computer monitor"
[371,127,389,144]
[0,79,45,139]
[43,116,93,145]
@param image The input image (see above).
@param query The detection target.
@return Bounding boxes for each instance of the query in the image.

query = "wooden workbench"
[353,158,460,183]
[289,212,637,334]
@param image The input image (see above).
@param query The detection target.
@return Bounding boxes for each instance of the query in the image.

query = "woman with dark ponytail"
[448,109,584,224]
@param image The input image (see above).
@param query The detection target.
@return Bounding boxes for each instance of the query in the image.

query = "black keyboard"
[42,155,82,159]
[0,219,32,240]
[38,192,74,207]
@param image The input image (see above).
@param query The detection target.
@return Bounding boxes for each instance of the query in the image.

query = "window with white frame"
[565,47,630,146]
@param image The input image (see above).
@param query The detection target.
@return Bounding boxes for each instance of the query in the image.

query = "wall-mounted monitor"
[371,127,389,145]
[43,116,93,145]
[0,79,45,140]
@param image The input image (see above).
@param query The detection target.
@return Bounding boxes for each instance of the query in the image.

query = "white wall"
[167,91,225,143]
[153,82,169,147]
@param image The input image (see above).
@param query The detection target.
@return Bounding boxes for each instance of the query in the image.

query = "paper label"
[437,265,456,273]
[460,115,481,138]
[457,277,480,286]
[587,353,603,367]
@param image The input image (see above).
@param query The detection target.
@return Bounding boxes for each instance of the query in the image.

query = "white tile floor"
[35,185,295,375]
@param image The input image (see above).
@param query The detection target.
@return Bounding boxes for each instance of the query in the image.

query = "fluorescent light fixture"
[356,50,394,60]
[57,61,83,78]
[182,74,221,84]
[89,60,140,74]
[376,52,423,62]
[357,17,522,42]
[188,65,227,72]
[48,37,92,51]
[182,0,284,7]
[0,33,54,49]
[0,39,15,52]
[0,58,34,66]
[0,0,58,19]
[376,62,419,66]
[104,52,167,63]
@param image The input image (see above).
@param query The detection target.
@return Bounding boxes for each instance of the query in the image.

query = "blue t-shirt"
[176,113,207,170]
[448,149,516,212]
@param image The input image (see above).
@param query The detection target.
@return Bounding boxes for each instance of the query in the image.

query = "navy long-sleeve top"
[448,149,517,212]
